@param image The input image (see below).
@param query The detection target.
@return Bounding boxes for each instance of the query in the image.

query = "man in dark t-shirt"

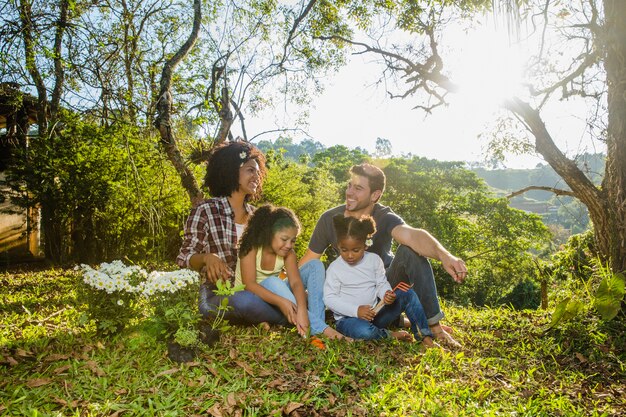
[300,163,467,346]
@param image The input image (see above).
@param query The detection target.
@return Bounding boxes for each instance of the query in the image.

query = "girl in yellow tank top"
[237,205,309,337]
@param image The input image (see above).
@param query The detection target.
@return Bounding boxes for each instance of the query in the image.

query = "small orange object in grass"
[310,336,326,350]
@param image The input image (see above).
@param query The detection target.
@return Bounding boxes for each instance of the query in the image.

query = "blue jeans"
[335,289,433,341]
[385,245,444,325]
[199,259,328,335]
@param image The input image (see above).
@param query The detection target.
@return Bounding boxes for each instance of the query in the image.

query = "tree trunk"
[602,0,626,273]
[154,0,203,205]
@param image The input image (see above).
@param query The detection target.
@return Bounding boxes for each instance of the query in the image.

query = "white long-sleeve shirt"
[323,252,392,321]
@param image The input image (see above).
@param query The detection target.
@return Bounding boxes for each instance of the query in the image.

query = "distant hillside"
[471,153,604,200]
[255,137,603,236]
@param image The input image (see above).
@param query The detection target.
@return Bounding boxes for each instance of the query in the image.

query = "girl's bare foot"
[390,330,414,342]
[322,326,353,342]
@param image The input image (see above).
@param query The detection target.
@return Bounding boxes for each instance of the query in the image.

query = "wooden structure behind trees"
[0,83,42,264]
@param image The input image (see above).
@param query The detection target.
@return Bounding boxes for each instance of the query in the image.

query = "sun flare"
[451,24,527,108]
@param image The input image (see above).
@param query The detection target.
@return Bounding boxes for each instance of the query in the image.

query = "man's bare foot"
[390,330,414,342]
[322,326,353,341]
[428,322,454,334]
[432,328,462,349]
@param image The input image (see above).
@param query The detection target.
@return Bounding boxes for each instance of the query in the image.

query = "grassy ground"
[1,267,625,416]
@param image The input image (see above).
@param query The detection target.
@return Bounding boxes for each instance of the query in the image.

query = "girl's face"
[338,236,366,265]
[270,226,298,257]
[238,159,261,196]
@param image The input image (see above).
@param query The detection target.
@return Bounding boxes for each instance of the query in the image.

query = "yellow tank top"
[234,247,285,286]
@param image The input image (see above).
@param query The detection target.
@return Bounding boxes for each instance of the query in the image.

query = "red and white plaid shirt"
[176,197,255,281]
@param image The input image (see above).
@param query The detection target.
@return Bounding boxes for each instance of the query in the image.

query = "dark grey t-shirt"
[308,204,405,268]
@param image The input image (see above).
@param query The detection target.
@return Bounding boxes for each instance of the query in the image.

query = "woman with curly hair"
[177,140,343,338]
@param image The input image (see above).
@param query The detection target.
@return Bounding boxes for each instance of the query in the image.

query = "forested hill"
[257,137,604,198]
[471,153,605,200]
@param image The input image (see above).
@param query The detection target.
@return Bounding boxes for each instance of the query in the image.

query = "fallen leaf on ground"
[45,353,70,362]
[52,365,71,374]
[226,392,236,406]
[207,404,223,417]
[84,360,105,376]
[235,360,254,376]
[16,348,32,357]
[26,378,52,388]
[52,397,79,407]
[284,402,304,415]
[575,352,587,363]
[156,368,179,377]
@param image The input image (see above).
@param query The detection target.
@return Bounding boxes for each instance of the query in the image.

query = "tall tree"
[315,0,626,273]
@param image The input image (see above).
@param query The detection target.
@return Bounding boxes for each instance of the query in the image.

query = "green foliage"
[594,268,625,321]
[382,156,551,306]
[262,151,343,258]
[2,268,625,416]
[311,144,370,184]
[210,279,246,331]
[3,112,189,263]
[76,264,145,336]
[499,279,541,310]
[548,297,585,330]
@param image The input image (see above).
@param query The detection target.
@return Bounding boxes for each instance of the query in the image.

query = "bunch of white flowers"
[139,269,199,297]
[77,261,199,297]
[77,260,147,294]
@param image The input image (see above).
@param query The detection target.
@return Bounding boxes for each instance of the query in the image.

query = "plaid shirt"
[176,197,255,281]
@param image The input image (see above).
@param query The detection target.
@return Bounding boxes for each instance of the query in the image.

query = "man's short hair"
[350,163,386,194]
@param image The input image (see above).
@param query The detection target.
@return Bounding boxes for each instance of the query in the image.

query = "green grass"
[1,268,625,416]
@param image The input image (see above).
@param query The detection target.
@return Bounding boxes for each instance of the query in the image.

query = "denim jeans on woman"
[335,288,433,341]
[199,259,328,335]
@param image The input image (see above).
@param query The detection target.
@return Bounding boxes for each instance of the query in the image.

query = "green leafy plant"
[141,269,202,346]
[76,261,146,335]
[594,264,625,321]
[209,279,246,331]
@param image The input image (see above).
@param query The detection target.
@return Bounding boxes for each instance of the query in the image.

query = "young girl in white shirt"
[324,214,436,347]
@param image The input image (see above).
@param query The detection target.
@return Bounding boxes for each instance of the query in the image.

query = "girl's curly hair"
[204,140,266,200]
[332,214,376,244]
[239,205,301,257]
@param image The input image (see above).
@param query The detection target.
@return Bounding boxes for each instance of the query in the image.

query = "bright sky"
[240,18,600,169]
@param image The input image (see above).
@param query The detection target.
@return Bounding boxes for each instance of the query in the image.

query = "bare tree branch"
[279,0,317,68]
[506,186,575,199]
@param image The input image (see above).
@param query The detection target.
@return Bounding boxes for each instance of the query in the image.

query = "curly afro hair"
[239,205,301,257]
[204,140,266,200]
[332,214,376,244]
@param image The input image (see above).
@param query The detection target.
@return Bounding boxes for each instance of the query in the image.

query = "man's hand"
[383,290,396,305]
[441,254,467,283]
[203,253,233,283]
[357,305,376,321]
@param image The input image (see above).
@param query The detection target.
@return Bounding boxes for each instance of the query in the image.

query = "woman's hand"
[357,305,376,321]
[383,290,396,305]
[203,253,232,283]
[295,307,310,337]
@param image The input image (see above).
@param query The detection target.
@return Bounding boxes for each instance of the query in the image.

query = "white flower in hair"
[239,151,247,159]
[365,238,373,247]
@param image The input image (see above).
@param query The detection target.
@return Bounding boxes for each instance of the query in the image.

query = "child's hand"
[383,290,396,305]
[357,305,376,321]
[278,299,298,325]
[296,308,309,337]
